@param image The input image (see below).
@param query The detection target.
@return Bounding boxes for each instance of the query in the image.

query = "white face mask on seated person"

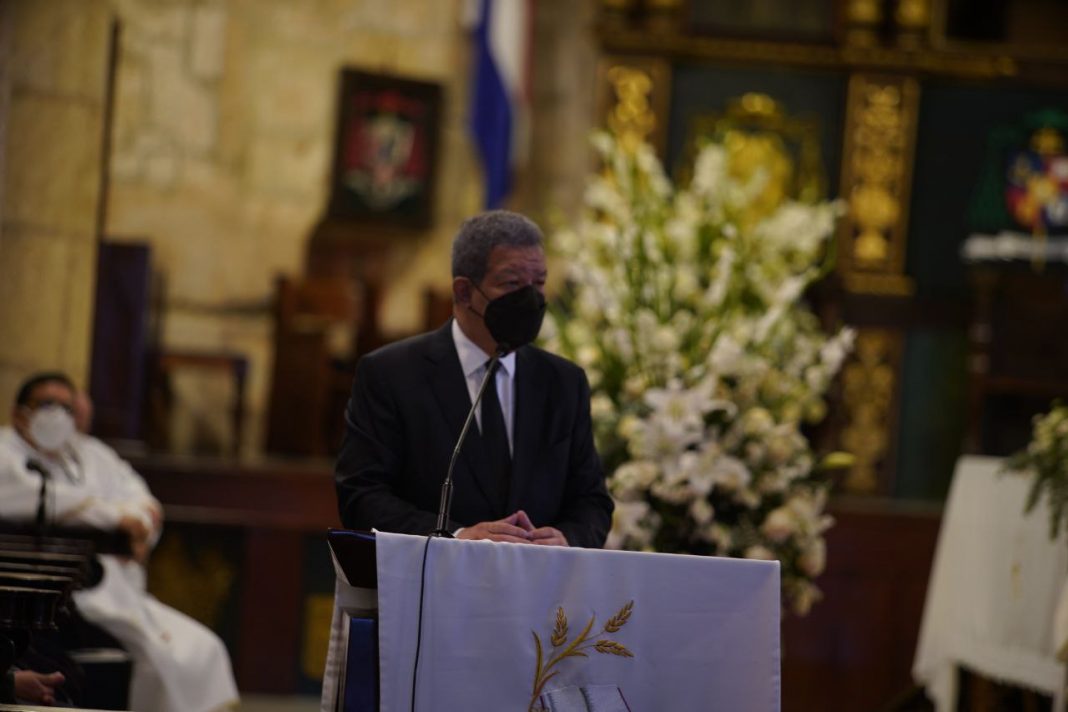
[27,404,76,454]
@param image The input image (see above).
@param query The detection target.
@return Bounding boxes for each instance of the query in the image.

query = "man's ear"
[453,277,472,306]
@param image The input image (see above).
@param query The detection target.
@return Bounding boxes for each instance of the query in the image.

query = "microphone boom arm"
[431,352,502,537]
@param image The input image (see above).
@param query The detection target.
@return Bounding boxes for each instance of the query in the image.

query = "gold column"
[840,330,904,493]
[835,73,920,494]
[838,73,919,296]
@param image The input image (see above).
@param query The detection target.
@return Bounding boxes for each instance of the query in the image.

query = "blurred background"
[1,0,1067,709]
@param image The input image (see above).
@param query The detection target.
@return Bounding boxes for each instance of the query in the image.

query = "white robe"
[0,427,239,712]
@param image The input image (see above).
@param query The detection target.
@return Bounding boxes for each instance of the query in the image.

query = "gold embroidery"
[528,601,635,712]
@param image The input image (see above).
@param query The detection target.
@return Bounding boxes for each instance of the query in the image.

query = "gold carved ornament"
[840,330,900,492]
[683,93,826,228]
[838,75,918,295]
[606,66,657,155]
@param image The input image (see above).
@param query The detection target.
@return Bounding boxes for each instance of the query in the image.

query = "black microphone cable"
[25,459,50,536]
[411,350,504,712]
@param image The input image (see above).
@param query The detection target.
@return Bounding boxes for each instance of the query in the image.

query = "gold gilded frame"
[836,73,920,296]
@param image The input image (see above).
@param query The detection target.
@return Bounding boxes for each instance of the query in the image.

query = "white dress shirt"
[451,319,516,455]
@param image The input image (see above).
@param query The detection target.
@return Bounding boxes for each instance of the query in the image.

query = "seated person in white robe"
[0,372,239,712]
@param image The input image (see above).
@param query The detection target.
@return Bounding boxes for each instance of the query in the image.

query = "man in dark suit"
[335,211,613,548]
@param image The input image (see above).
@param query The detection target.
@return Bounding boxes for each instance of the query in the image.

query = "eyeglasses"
[26,399,74,414]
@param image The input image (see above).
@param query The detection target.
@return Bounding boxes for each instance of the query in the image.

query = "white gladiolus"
[744,545,777,561]
[690,498,715,526]
[546,132,849,617]
[761,506,796,542]
[709,455,751,492]
[799,538,827,577]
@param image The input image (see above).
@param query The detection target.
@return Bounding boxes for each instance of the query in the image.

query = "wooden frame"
[326,69,442,229]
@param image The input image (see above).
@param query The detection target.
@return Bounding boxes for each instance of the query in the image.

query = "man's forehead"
[29,381,75,403]
[487,245,546,271]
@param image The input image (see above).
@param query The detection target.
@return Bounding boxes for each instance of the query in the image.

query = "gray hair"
[451,210,543,283]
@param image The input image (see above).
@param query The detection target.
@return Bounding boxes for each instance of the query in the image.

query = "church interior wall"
[0,0,602,451]
[0,0,110,422]
[101,0,477,454]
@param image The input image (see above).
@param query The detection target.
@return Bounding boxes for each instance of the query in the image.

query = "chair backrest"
[266,276,362,456]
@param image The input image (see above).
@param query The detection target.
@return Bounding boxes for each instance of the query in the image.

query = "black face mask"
[471,284,547,354]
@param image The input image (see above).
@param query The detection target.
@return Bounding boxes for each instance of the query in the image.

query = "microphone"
[430,350,503,537]
[25,459,50,535]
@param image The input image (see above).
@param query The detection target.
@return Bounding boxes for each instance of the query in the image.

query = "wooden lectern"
[322,530,782,712]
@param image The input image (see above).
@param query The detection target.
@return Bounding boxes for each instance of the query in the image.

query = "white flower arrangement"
[543,132,854,616]
[1005,401,1068,540]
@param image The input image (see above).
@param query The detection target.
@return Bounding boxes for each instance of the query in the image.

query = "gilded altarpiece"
[833,73,919,493]
[596,56,672,158]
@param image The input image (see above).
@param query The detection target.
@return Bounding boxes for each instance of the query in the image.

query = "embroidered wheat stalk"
[551,607,568,647]
[528,601,635,712]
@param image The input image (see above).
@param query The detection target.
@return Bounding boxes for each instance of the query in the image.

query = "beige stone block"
[249,1,345,46]
[401,37,453,78]
[143,142,181,189]
[190,4,228,81]
[5,94,103,235]
[246,48,333,136]
[0,228,95,376]
[110,129,176,184]
[246,134,328,198]
[342,34,407,70]
[147,43,217,155]
[9,0,110,98]
[0,364,31,425]
[112,0,190,43]
[56,239,96,386]
[340,0,456,38]
[111,54,150,150]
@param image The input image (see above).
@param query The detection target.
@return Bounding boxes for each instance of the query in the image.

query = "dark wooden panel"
[129,454,340,531]
[89,242,151,441]
[237,529,304,692]
[127,454,339,694]
[783,499,942,712]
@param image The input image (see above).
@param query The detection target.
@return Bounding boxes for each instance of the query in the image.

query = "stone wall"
[0,0,111,420]
[0,0,599,450]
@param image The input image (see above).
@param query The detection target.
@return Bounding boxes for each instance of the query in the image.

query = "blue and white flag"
[467,0,532,209]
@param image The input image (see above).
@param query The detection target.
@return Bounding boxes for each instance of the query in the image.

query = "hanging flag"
[468,0,532,209]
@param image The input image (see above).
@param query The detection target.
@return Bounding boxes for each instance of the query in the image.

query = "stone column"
[0,0,111,416]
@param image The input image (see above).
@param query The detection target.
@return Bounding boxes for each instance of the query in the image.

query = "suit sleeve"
[335,354,454,535]
[552,370,614,548]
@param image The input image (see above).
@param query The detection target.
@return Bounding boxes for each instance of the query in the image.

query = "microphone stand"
[25,459,50,539]
[430,350,503,538]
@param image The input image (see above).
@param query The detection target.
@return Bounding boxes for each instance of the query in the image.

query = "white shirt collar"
[451,319,516,378]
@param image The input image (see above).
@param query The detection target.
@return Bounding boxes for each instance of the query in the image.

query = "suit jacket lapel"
[426,322,501,512]
[508,346,548,513]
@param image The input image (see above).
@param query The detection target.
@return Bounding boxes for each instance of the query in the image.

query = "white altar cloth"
[375,531,781,712]
[913,456,1068,711]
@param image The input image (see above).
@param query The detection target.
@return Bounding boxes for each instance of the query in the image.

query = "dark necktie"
[481,360,511,512]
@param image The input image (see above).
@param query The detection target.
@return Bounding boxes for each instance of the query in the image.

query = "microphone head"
[25,458,48,477]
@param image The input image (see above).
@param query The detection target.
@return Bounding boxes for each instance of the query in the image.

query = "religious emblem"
[969,109,1068,238]
[327,70,441,228]
[343,90,427,212]
[1005,126,1068,232]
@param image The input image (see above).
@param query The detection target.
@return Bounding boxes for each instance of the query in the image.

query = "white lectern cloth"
[376,532,781,712]
[913,456,1068,712]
